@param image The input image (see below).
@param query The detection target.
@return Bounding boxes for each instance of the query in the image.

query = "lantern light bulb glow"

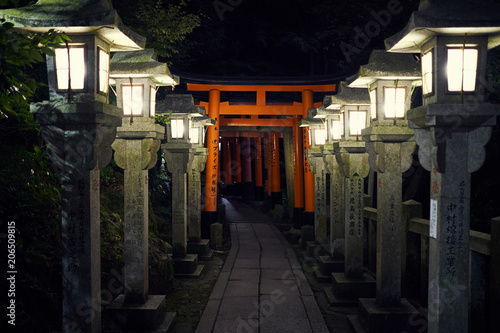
[55,47,85,90]
[447,48,478,92]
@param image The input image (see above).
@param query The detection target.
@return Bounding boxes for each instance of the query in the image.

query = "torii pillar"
[241,137,255,201]
[255,136,264,201]
[271,132,282,206]
[233,136,243,196]
[202,90,220,239]
[293,116,305,228]
[302,90,315,226]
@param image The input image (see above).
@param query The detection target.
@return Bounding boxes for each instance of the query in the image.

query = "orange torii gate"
[186,83,336,234]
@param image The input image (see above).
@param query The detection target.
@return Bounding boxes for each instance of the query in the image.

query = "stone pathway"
[196,198,329,333]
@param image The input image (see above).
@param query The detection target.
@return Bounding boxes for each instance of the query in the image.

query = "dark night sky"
[115,0,422,79]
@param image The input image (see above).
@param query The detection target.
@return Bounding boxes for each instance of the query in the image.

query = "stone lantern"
[323,82,375,303]
[300,112,328,243]
[348,50,422,332]
[319,103,345,262]
[386,1,500,332]
[158,94,213,277]
[104,49,178,332]
[0,1,145,332]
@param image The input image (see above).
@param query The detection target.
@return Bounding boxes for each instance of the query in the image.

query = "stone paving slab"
[229,268,260,281]
[261,268,296,280]
[196,198,328,333]
[218,296,259,319]
[259,316,313,333]
[233,258,260,269]
[260,278,301,296]
[259,294,308,318]
[224,280,259,297]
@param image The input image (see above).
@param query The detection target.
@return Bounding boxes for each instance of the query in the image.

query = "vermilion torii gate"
[186,83,336,235]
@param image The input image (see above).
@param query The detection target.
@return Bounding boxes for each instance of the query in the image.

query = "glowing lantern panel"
[55,47,85,90]
[447,48,478,92]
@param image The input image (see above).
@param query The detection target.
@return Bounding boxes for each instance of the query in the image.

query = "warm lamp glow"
[369,89,377,119]
[314,127,326,145]
[422,50,433,95]
[98,49,109,94]
[349,111,367,136]
[122,85,143,116]
[384,87,406,118]
[150,86,156,117]
[331,118,342,140]
[171,118,184,139]
[447,48,478,92]
[190,124,199,144]
[55,47,85,90]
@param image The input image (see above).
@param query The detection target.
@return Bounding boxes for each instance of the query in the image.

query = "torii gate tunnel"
[186,83,336,235]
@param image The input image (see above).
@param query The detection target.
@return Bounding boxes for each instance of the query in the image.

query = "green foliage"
[133,0,201,60]
[0,19,68,116]
[155,111,172,126]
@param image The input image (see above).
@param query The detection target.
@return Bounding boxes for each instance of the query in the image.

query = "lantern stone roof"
[385,0,500,53]
[324,82,370,110]
[0,0,145,51]
[299,108,326,126]
[110,49,179,86]
[347,50,421,88]
[157,94,205,116]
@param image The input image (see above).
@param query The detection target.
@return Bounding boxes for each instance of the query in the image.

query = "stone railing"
[362,202,500,332]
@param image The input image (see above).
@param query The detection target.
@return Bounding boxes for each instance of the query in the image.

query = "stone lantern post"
[318,104,345,261]
[104,49,178,332]
[186,112,215,260]
[386,1,500,331]
[300,112,328,243]
[158,94,213,277]
[0,1,145,332]
[348,50,422,332]
[323,82,375,302]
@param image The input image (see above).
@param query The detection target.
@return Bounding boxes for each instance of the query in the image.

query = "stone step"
[306,241,329,258]
[347,314,367,333]
[104,295,176,332]
[171,254,200,275]
[187,239,213,260]
[331,272,376,300]
[199,249,214,261]
[318,255,344,275]
[174,264,205,279]
[357,298,423,333]
[324,286,358,307]
[313,266,331,283]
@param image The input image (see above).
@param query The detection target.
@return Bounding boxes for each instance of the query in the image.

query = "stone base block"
[174,264,204,279]
[331,272,375,300]
[104,295,176,332]
[313,266,331,283]
[273,204,284,221]
[319,255,344,275]
[357,298,423,333]
[324,286,358,307]
[187,239,213,261]
[171,254,204,278]
[306,241,328,258]
[217,203,226,223]
[201,211,218,239]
